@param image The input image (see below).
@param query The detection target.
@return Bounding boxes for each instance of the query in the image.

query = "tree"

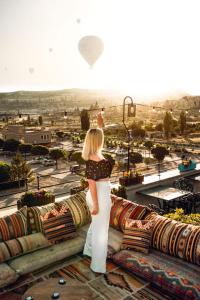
[70,151,85,166]
[132,128,146,138]
[31,145,49,156]
[56,131,65,140]
[0,161,10,182]
[80,132,86,140]
[49,148,68,169]
[151,145,169,178]
[151,145,169,162]
[145,123,154,131]
[19,143,32,160]
[179,111,187,135]
[9,153,34,187]
[0,138,4,149]
[163,112,173,138]
[144,140,154,157]
[3,139,21,152]
[155,123,163,132]
[103,153,115,168]
[80,110,90,131]
[38,115,43,126]
[27,114,31,125]
[129,152,143,169]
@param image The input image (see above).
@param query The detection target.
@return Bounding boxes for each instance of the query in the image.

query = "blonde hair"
[82,128,104,161]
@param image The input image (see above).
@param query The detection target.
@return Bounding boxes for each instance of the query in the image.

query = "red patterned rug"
[0,255,180,300]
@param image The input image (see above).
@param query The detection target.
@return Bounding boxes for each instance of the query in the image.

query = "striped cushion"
[60,191,91,228]
[121,219,155,254]
[41,206,77,244]
[0,233,50,263]
[110,195,151,231]
[0,207,27,241]
[147,214,200,265]
[28,191,90,233]
[27,202,61,233]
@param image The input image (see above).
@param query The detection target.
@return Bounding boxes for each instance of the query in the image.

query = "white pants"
[83,181,112,273]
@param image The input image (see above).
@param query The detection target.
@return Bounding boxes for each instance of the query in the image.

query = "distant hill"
[0,88,123,100]
[161,95,200,111]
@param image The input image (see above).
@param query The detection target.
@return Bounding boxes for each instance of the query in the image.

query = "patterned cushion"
[110,195,151,231]
[28,191,90,233]
[27,202,61,234]
[146,214,200,265]
[40,205,77,244]
[60,191,91,228]
[0,233,50,263]
[0,207,27,241]
[112,249,200,300]
[121,219,154,254]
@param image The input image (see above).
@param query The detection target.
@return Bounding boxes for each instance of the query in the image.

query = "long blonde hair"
[82,128,104,161]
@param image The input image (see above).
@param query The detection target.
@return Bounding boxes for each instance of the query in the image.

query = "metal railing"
[0,158,199,210]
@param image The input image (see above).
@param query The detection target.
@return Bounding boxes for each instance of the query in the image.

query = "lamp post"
[122,96,136,172]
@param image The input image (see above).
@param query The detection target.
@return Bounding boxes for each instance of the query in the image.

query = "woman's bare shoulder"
[89,154,104,162]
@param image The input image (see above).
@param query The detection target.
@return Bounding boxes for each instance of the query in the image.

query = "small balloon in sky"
[49,48,53,52]
[78,35,104,67]
[28,67,34,74]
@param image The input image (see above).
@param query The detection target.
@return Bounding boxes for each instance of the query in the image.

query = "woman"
[82,112,113,273]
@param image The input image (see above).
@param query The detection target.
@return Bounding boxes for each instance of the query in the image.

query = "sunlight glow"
[0,0,200,99]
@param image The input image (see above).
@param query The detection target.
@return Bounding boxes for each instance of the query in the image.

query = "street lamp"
[122,96,136,172]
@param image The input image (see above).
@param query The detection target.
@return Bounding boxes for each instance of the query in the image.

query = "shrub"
[111,186,127,199]
[103,152,115,167]
[129,152,143,166]
[164,208,200,226]
[0,161,10,182]
[3,139,20,152]
[18,190,55,208]
[31,145,49,156]
[151,145,169,162]
[70,151,85,165]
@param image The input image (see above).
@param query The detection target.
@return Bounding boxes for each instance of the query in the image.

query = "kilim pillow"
[28,191,90,233]
[60,191,91,228]
[110,195,151,232]
[27,202,61,234]
[121,219,155,254]
[0,207,28,241]
[0,233,50,263]
[148,214,200,265]
[40,205,77,244]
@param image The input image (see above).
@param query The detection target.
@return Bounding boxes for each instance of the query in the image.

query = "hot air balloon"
[78,36,104,67]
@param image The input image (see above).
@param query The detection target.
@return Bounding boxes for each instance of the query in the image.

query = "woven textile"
[145,214,200,265]
[60,191,91,228]
[110,195,151,231]
[0,233,50,263]
[0,207,27,241]
[41,206,77,244]
[112,249,200,300]
[121,219,154,254]
[28,191,90,234]
[27,202,61,234]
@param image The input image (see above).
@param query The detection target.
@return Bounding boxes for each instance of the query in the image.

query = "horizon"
[1,0,200,99]
[0,86,191,103]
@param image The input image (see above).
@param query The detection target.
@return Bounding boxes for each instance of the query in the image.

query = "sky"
[0,0,200,99]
